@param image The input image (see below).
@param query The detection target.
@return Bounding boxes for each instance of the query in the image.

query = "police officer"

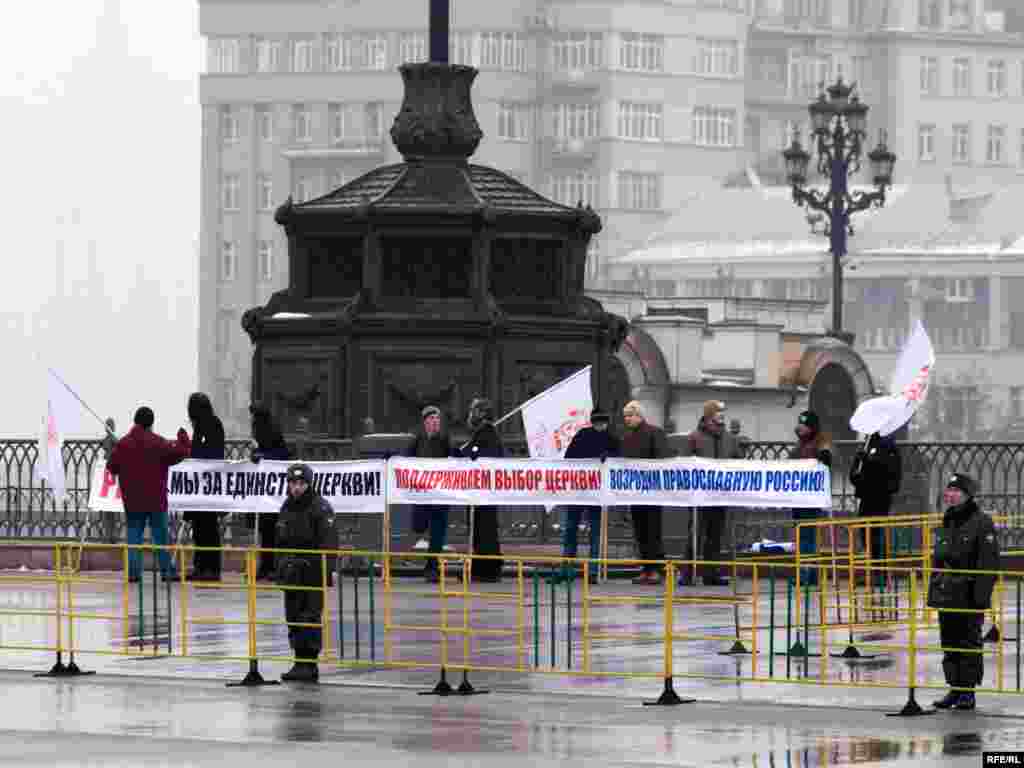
[277,463,335,683]
[927,473,999,711]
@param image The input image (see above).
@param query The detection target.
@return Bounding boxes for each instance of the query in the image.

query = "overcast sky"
[2,0,201,438]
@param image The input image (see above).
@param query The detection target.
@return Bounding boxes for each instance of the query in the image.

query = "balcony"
[281,137,387,160]
[544,137,600,164]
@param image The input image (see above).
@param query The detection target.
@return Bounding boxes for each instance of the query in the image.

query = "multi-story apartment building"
[746,0,1024,188]
[198,0,750,434]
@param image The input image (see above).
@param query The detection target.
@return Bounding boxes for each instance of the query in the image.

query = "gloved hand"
[599,452,608,464]
[177,428,189,442]
[250,449,263,464]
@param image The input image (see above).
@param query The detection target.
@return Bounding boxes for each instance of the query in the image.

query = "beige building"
[198,0,751,434]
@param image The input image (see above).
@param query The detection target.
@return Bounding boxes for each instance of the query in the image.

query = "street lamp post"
[782,78,897,344]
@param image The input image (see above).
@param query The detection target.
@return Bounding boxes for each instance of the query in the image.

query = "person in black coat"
[551,406,620,584]
[249,404,291,581]
[461,397,504,583]
[184,392,226,581]
[403,405,459,582]
[849,432,902,582]
[927,473,1000,711]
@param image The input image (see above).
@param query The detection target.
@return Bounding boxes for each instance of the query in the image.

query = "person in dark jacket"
[550,405,620,584]
[277,463,335,683]
[461,397,504,583]
[789,410,832,587]
[107,407,191,583]
[849,432,902,584]
[404,405,458,582]
[684,400,745,586]
[249,403,291,581]
[621,400,672,585]
[183,392,226,581]
[928,473,999,711]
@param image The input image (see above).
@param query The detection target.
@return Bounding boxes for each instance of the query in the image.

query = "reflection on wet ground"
[1,573,1023,765]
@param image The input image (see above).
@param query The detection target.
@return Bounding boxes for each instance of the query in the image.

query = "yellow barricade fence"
[1,540,1022,716]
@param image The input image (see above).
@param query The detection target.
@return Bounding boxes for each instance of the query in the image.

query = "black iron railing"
[3,438,1024,552]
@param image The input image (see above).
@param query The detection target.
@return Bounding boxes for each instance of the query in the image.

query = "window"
[945,278,974,301]
[918,0,941,28]
[988,60,1007,97]
[206,38,240,74]
[551,32,603,72]
[784,0,829,24]
[1020,129,1024,168]
[326,34,388,71]
[617,102,662,141]
[696,39,739,76]
[291,38,315,72]
[329,103,384,141]
[496,103,530,141]
[586,238,601,282]
[617,172,661,210]
[254,38,281,73]
[479,32,527,71]
[949,0,972,29]
[329,170,348,190]
[449,33,475,66]
[257,241,274,282]
[919,56,938,95]
[220,107,239,143]
[693,107,736,147]
[216,311,234,355]
[257,176,273,211]
[221,174,240,211]
[788,52,832,99]
[220,241,237,282]
[618,33,664,73]
[293,177,315,204]
[953,57,971,96]
[952,124,971,164]
[292,104,312,142]
[256,105,273,141]
[551,103,600,139]
[917,124,936,162]
[399,32,427,63]
[546,171,598,207]
[1011,386,1024,420]
[987,125,1006,164]
[218,380,235,418]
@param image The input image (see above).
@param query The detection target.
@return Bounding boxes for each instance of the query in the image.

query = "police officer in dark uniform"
[462,397,504,583]
[277,463,335,683]
[927,473,999,710]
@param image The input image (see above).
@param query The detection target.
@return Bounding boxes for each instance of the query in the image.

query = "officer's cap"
[287,463,314,484]
[946,473,977,497]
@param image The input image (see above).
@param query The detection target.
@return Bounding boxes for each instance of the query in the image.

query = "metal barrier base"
[227,660,281,688]
[34,654,95,679]
[886,688,937,718]
[719,640,751,656]
[643,677,695,707]
[831,645,879,661]
[419,668,488,697]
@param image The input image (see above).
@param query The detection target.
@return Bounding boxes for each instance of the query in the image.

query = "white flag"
[521,367,594,459]
[850,321,935,437]
[35,369,81,504]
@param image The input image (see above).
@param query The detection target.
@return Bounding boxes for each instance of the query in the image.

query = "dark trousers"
[189,514,222,576]
[697,507,724,580]
[471,505,502,581]
[258,514,277,577]
[939,610,984,688]
[858,497,892,579]
[630,506,664,574]
[793,508,822,586]
[412,505,449,573]
[284,587,324,660]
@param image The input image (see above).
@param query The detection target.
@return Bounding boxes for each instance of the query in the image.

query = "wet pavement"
[1,569,1023,765]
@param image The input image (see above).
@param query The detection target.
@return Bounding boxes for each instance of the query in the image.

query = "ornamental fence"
[3,437,1024,555]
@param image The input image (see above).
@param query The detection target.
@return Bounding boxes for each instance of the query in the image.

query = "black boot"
[954,691,976,711]
[281,661,318,683]
[933,690,959,709]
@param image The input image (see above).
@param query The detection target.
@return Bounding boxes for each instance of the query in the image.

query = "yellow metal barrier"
[4,540,1024,714]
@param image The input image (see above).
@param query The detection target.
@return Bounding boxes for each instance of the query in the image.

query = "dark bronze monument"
[242,52,627,441]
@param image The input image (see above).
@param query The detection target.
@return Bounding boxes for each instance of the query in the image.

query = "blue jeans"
[793,508,821,586]
[126,511,176,579]
[561,506,601,573]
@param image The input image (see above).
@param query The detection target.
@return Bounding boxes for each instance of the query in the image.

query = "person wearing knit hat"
[683,400,745,586]
[402,405,457,582]
[927,472,999,711]
[789,410,832,587]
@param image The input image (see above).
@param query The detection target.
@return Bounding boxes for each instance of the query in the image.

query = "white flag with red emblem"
[35,369,80,504]
[520,367,594,459]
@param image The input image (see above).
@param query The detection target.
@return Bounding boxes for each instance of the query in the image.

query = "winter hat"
[133,407,155,429]
[798,410,820,431]
[946,473,977,498]
[421,405,441,420]
[287,463,314,485]
[703,400,726,421]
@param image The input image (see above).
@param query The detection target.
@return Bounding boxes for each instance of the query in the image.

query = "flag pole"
[46,368,115,437]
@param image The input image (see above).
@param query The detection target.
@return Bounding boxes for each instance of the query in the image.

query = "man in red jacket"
[107,406,192,582]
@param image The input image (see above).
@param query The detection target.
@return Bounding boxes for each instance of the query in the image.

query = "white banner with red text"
[88,460,387,515]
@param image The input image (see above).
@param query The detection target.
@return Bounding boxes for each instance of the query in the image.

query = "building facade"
[198,0,751,435]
